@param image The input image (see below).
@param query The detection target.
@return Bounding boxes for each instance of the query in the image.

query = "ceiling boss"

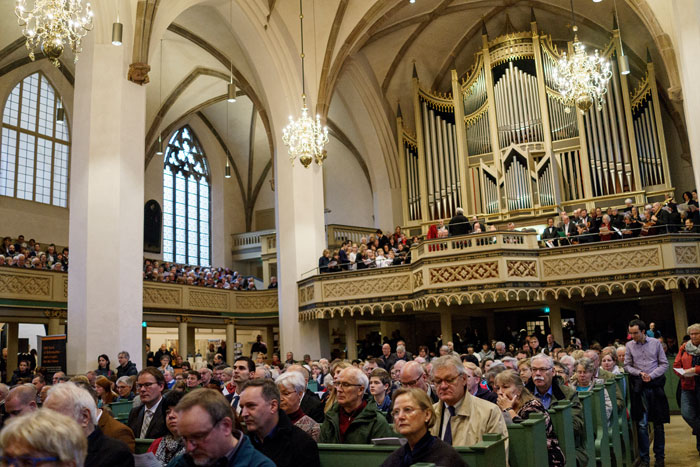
[15,0,94,68]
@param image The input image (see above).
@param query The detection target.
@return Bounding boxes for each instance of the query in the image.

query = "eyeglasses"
[400,377,421,387]
[182,419,221,446]
[337,382,363,389]
[433,375,461,386]
[391,406,419,418]
[136,382,158,390]
[0,456,59,467]
[531,367,552,373]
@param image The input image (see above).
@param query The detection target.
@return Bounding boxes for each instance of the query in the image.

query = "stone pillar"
[67,21,145,374]
[142,326,148,367]
[225,319,235,365]
[672,291,689,344]
[177,316,191,359]
[45,310,65,336]
[440,310,453,344]
[548,302,564,348]
[187,326,196,357]
[345,318,358,360]
[264,326,275,358]
[6,322,18,378]
[671,1,700,190]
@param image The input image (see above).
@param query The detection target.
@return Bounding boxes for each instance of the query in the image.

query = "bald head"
[584,350,600,367]
[400,361,428,391]
[6,384,38,418]
[287,364,309,383]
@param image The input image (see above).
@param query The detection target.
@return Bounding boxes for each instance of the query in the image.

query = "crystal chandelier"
[282,0,329,168]
[15,0,94,68]
[554,1,612,114]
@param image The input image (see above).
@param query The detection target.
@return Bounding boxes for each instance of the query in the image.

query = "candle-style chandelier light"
[554,0,612,113]
[15,0,94,68]
[282,0,329,168]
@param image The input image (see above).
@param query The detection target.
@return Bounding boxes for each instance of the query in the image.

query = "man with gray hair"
[494,341,507,360]
[116,351,138,378]
[44,382,133,467]
[319,367,394,443]
[448,206,471,236]
[526,354,587,466]
[429,355,507,450]
[5,384,38,419]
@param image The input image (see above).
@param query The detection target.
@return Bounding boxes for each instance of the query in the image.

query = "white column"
[672,291,689,345]
[67,28,145,374]
[225,319,235,365]
[275,137,329,360]
[178,317,190,360]
[671,1,700,190]
[345,318,358,360]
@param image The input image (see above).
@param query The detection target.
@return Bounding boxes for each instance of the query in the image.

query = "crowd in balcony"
[0,236,68,271]
[143,258,275,290]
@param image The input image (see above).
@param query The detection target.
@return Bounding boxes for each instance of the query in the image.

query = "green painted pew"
[614,374,632,467]
[604,380,623,466]
[507,412,548,467]
[550,400,576,467]
[663,355,680,413]
[590,385,611,466]
[107,400,133,422]
[318,433,507,467]
[135,438,154,454]
[577,391,596,467]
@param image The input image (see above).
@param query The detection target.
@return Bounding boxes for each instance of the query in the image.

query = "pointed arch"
[162,125,211,266]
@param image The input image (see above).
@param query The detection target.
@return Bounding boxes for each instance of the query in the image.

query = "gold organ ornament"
[15,0,94,67]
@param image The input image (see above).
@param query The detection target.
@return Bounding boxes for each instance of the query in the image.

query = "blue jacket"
[167,432,274,467]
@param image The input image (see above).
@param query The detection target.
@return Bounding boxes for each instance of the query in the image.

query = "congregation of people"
[142,258,277,290]
[319,190,699,272]
[0,317,695,467]
[0,236,68,271]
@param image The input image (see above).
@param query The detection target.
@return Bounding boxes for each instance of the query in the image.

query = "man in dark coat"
[116,351,138,378]
[541,218,561,246]
[127,368,168,439]
[378,343,397,371]
[287,364,324,423]
[448,207,471,236]
[240,379,320,467]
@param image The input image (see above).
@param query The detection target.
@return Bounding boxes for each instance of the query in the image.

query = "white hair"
[275,371,305,393]
[430,355,465,377]
[456,207,464,215]
[344,367,369,391]
[46,382,97,425]
[531,354,554,369]
[559,355,575,367]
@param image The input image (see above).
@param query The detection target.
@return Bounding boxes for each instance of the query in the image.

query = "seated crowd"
[0,317,679,467]
[0,236,68,271]
[319,190,699,271]
[142,258,276,290]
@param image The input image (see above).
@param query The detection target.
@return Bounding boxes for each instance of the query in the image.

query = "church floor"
[661,415,699,466]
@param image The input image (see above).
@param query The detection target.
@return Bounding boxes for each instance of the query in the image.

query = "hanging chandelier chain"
[299,0,306,99]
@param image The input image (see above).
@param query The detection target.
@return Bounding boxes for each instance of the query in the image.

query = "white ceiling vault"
[0,0,686,230]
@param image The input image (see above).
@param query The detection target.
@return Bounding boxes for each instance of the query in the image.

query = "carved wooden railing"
[297,233,700,320]
[326,224,378,250]
[0,268,278,318]
[231,229,276,261]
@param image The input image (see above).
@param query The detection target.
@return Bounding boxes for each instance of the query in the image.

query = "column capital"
[176,316,192,323]
[128,62,151,85]
[224,318,236,326]
[43,310,67,319]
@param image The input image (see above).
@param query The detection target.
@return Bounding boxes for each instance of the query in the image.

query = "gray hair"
[576,357,595,374]
[343,367,369,391]
[495,341,506,350]
[439,345,450,353]
[456,207,464,215]
[531,354,554,369]
[116,376,131,386]
[118,351,130,360]
[46,382,97,425]
[430,355,465,377]
[559,355,575,367]
[688,323,700,334]
[275,371,305,393]
[396,345,406,353]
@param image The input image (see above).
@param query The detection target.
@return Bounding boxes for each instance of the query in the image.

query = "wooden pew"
[134,438,154,454]
[604,380,623,466]
[550,400,576,467]
[577,391,597,467]
[107,400,133,422]
[615,374,633,467]
[590,385,611,466]
[506,412,548,467]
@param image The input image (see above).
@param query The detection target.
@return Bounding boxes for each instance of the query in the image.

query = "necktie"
[140,409,153,438]
[443,406,456,445]
[232,394,240,409]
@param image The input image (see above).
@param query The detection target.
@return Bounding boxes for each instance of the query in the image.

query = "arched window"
[1,72,70,206]
[162,126,211,266]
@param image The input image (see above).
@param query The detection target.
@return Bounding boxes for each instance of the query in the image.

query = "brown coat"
[98,409,135,453]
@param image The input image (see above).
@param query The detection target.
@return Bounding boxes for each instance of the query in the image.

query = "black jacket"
[117,361,138,378]
[381,433,466,467]
[300,389,325,423]
[250,410,320,467]
[474,384,498,404]
[448,214,471,236]
[127,398,168,439]
[86,427,134,467]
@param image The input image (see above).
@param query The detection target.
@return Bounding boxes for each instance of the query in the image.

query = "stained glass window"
[1,72,70,206]
[162,126,211,266]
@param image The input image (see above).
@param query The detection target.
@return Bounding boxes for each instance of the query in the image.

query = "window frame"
[162,125,211,267]
[0,71,71,207]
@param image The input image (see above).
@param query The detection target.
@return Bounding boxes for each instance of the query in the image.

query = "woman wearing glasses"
[382,388,466,466]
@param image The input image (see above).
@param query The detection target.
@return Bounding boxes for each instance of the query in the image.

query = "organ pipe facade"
[397,19,672,228]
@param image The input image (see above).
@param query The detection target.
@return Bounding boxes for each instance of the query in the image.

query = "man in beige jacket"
[429,355,508,454]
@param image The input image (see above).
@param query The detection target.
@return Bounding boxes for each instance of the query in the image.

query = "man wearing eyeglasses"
[168,388,274,467]
[127,368,167,439]
[428,356,508,453]
[525,354,587,467]
[319,367,395,443]
[400,361,438,403]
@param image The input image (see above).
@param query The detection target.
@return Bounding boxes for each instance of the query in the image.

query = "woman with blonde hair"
[495,370,565,466]
[0,409,87,466]
[382,388,466,466]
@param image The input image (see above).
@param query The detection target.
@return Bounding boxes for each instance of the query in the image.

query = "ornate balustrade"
[326,224,378,250]
[231,229,276,261]
[0,267,278,319]
[297,233,700,321]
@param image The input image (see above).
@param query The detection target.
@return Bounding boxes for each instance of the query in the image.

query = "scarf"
[155,435,186,465]
[401,432,436,467]
[685,341,700,356]
[288,407,305,424]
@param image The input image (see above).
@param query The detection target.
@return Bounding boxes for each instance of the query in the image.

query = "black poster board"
[39,335,67,378]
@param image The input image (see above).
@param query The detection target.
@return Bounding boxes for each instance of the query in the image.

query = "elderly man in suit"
[127,368,168,439]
